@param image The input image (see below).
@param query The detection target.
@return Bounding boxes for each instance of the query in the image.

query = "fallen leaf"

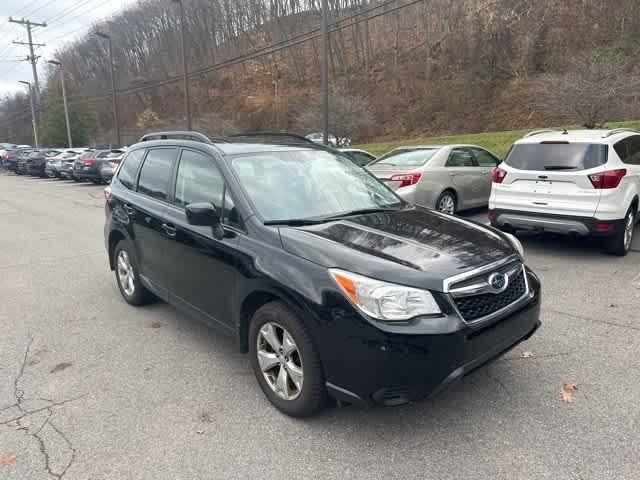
[0,454,17,465]
[149,322,162,329]
[50,362,72,374]
[561,383,578,403]
[15,423,30,430]
[198,411,213,423]
[520,351,536,358]
[196,429,205,435]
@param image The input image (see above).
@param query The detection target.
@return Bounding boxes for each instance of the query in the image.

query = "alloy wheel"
[116,250,135,296]
[438,194,455,215]
[256,322,304,401]
[624,211,635,251]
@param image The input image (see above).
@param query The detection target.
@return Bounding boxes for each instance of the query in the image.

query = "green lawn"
[356,120,640,158]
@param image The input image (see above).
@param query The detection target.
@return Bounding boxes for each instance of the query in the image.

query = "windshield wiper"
[324,206,404,220]
[264,218,328,226]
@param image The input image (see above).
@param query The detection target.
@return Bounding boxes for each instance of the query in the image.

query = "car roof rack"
[601,128,639,138]
[139,131,229,144]
[229,131,317,145]
[524,129,564,138]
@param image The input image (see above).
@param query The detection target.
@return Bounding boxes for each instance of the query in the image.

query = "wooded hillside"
[2,0,640,146]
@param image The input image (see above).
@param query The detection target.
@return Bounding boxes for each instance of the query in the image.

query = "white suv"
[489,128,640,256]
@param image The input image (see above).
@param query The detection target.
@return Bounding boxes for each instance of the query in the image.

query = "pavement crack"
[547,308,640,332]
[485,366,511,395]
[14,336,34,412]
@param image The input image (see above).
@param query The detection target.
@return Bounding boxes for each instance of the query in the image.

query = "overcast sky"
[0,0,138,96]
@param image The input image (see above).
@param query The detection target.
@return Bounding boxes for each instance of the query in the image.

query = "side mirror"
[186,202,224,239]
[186,202,221,226]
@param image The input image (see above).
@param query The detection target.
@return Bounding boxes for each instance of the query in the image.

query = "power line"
[1,0,424,128]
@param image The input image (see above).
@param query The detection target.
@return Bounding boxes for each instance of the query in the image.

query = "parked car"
[21,149,61,176]
[306,132,351,147]
[489,128,640,256]
[104,130,540,417]
[3,148,19,171]
[60,149,92,180]
[74,149,126,183]
[367,145,501,215]
[0,143,17,166]
[99,153,126,184]
[12,148,36,174]
[339,148,376,166]
[46,150,82,178]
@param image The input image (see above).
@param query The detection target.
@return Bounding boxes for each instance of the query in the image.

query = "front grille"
[453,268,527,322]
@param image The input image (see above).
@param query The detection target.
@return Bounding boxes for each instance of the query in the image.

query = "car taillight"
[389,172,421,188]
[589,169,626,189]
[492,167,507,183]
[84,158,95,166]
[104,186,111,200]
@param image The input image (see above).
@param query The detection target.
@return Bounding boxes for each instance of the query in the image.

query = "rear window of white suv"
[504,143,608,171]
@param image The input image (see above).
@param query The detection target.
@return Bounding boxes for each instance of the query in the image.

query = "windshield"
[371,148,438,167]
[230,150,402,223]
[505,143,608,171]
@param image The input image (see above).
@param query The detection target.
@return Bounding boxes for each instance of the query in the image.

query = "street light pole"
[19,80,39,148]
[321,0,329,146]
[47,60,72,148]
[172,0,192,130]
[95,31,121,146]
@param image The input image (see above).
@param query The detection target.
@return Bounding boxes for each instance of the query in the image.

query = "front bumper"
[490,208,624,237]
[322,268,541,407]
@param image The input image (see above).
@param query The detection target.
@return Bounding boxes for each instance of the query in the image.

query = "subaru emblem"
[488,272,509,293]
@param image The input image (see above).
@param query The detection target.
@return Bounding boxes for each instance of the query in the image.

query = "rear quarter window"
[117,149,146,189]
[614,136,640,165]
[504,143,608,171]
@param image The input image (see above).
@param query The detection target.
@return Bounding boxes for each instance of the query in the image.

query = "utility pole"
[95,32,121,146]
[321,0,329,146]
[9,17,47,107]
[19,81,38,148]
[172,0,192,130]
[48,60,73,148]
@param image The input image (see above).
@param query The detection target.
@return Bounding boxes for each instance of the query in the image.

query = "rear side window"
[118,149,146,189]
[137,148,177,200]
[446,148,475,167]
[471,148,499,167]
[614,136,640,165]
[504,143,608,171]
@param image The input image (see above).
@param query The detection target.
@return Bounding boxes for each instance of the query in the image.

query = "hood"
[278,207,516,292]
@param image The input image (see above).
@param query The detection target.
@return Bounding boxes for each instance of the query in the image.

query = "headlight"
[504,232,525,258]
[329,269,441,321]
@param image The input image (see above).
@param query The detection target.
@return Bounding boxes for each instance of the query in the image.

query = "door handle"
[123,204,135,215]
[162,223,177,237]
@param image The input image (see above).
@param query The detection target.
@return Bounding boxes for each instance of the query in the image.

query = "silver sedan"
[367,145,501,215]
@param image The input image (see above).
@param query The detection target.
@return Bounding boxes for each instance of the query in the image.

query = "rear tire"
[249,302,326,417]
[604,207,636,256]
[436,190,457,215]
[113,240,155,305]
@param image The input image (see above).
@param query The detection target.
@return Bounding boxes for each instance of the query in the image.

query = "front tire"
[249,302,325,417]
[604,207,636,256]
[113,240,155,305]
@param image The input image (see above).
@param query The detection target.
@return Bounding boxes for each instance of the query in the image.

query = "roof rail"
[139,131,226,144]
[229,131,317,145]
[524,129,562,138]
[602,128,639,138]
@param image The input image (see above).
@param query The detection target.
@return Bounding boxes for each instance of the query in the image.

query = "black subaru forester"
[104,131,541,417]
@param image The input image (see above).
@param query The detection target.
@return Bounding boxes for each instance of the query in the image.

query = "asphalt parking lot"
[1,171,639,480]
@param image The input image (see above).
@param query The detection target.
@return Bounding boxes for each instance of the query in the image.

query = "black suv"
[104,131,541,417]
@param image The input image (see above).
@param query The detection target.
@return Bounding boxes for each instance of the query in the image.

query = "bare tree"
[531,54,640,128]
[296,87,375,144]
